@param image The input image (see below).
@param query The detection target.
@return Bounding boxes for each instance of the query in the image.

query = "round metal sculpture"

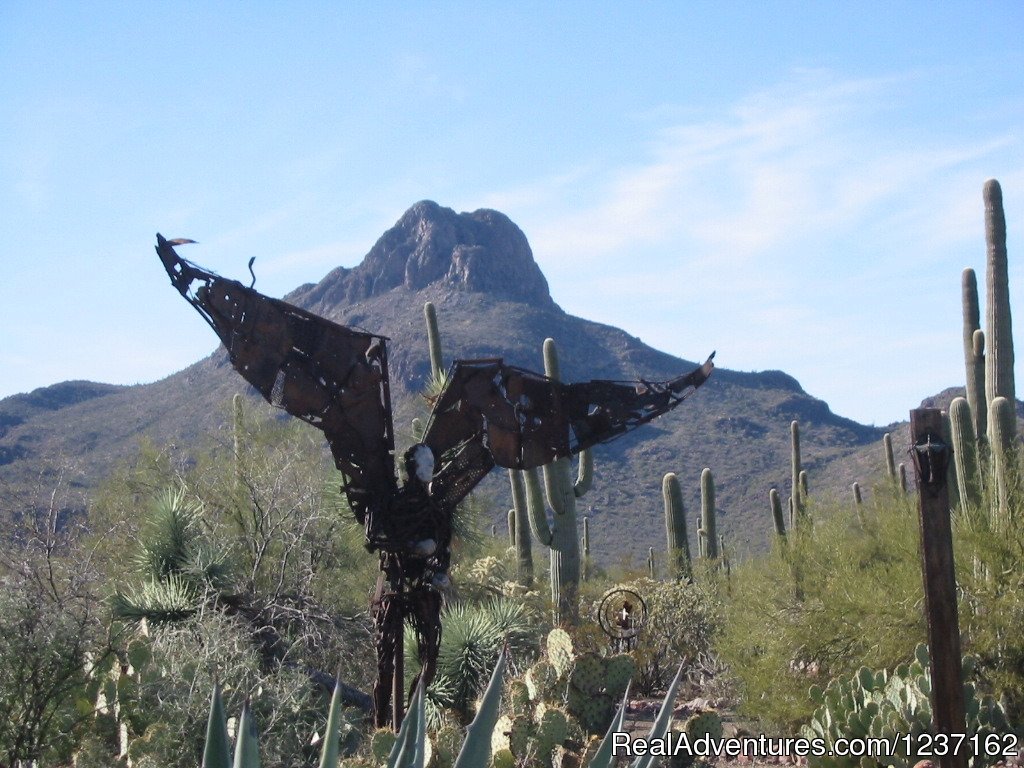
[598,588,647,652]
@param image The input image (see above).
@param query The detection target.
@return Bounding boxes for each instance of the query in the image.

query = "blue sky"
[1,2,1021,425]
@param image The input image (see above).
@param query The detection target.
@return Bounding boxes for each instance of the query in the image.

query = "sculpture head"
[405,443,435,485]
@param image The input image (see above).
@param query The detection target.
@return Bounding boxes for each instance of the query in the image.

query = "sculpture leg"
[409,585,442,697]
[372,567,406,729]
[372,595,394,727]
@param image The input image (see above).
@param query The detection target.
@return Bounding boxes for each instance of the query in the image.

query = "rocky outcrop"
[290,201,554,310]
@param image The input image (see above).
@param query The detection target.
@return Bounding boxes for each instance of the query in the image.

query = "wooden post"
[909,409,967,768]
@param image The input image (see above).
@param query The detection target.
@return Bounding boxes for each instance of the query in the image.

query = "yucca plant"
[405,598,538,722]
[112,487,235,626]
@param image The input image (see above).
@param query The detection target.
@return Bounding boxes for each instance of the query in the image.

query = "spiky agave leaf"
[317,664,349,768]
[453,647,507,768]
[387,679,426,768]
[111,573,200,625]
[233,698,262,768]
[202,680,231,768]
[631,663,685,768]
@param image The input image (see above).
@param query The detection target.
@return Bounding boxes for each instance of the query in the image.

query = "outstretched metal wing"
[155,235,396,522]
[422,354,715,509]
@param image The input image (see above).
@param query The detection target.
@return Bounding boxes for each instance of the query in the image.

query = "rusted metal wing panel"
[420,354,715,508]
[155,235,396,522]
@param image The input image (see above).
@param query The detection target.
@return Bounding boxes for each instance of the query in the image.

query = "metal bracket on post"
[909,408,967,768]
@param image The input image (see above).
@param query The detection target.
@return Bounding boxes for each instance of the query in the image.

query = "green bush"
[718,488,928,729]
[114,612,330,768]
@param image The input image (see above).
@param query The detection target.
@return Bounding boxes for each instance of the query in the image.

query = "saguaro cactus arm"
[962,269,988,443]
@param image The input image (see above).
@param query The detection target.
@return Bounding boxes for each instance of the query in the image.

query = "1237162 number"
[901,732,1019,758]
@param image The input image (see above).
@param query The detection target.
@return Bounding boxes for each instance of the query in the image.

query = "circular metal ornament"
[597,588,647,640]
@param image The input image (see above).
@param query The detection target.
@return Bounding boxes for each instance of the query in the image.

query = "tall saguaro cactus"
[663,472,692,580]
[882,433,896,480]
[232,392,245,490]
[962,269,988,444]
[523,338,592,622]
[581,516,591,582]
[984,180,1015,440]
[700,467,719,559]
[790,421,805,524]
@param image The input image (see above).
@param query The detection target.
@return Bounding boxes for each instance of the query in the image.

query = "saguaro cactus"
[700,467,719,559]
[507,469,534,588]
[232,392,244,490]
[769,488,786,538]
[663,472,692,580]
[883,433,896,480]
[962,269,988,444]
[424,301,444,381]
[941,408,961,511]
[985,180,1015,440]
[523,338,592,622]
[581,516,591,582]
[791,421,805,523]
[949,397,982,512]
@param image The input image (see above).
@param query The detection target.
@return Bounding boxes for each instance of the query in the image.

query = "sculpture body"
[155,234,714,727]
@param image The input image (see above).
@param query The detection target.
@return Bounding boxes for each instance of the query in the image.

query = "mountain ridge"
[1,201,893,561]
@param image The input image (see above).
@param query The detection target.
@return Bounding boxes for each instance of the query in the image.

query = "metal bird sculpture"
[155,233,714,727]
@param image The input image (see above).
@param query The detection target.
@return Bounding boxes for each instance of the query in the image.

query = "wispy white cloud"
[490,70,1023,423]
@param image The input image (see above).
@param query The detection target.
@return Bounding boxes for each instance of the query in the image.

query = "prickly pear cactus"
[683,709,722,740]
[667,709,723,768]
[801,644,1012,768]
[513,628,636,749]
[547,628,574,678]
[525,660,559,702]
[370,728,398,762]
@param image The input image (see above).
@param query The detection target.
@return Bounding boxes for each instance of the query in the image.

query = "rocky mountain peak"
[292,201,554,309]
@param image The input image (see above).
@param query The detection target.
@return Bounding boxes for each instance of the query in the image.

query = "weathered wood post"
[909,409,967,768]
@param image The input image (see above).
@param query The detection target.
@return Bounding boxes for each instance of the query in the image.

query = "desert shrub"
[101,402,380,691]
[611,574,724,695]
[953,453,1024,722]
[114,612,337,768]
[718,487,927,730]
[720,463,1024,730]
[0,471,109,765]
